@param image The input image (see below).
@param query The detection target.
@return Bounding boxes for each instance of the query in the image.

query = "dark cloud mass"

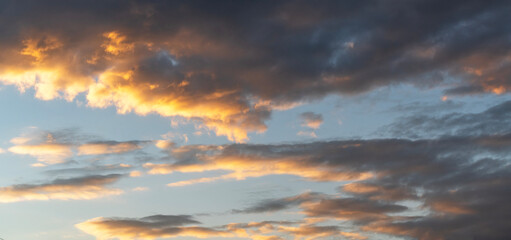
[1,0,510,141]
[381,100,511,138]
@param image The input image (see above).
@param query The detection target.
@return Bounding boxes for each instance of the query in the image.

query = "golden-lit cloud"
[144,133,511,186]
[77,215,366,240]
[8,130,148,165]
[9,143,72,164]
[145,153,373,187]
[20,36,63,62]
[1,0,509,143]
[102,31,135,56]
[0,174,123,203]
[76,215,231,240]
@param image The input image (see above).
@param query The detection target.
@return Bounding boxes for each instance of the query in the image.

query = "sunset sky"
[1,1,511,240]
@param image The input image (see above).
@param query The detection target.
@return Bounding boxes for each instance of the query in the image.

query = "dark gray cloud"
[1,0,510,140]
[99,214,200,228]
[380,100,511,138]
[232,192,324,214]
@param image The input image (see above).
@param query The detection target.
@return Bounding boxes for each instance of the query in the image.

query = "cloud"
[77,141,145,155]
[43,163,133,176]
[302,198,408,223]
[71,131,511,239]
[380,100,511,138]
[9,142,72,164]
[342,182,417,201]
[1,1,510,141]
[145,142,375,185]
[76,214,230,240]
[77,214,365,240]
[232,192,325,214]
[8,129,148,165]
[222,134,511,239]
[297,130,317,138]
[300,112,323,129]
[144,133,511,187]
[0,174,123,203]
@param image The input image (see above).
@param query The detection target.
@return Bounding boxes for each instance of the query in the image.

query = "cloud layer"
[1,0,510,141]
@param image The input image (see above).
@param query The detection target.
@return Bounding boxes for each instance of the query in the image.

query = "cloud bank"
[1,0,510,141]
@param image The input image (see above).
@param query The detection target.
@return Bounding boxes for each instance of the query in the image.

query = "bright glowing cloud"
[7,130,147,165]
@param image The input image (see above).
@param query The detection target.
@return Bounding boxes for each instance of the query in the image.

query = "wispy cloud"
[7,129,148,165]
[0,174,123,203]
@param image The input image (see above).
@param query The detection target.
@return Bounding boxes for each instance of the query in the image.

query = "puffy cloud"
[1,1,510,141]
[0,174,123,203]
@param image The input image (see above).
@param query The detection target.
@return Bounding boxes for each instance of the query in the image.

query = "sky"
[0,0,511,239]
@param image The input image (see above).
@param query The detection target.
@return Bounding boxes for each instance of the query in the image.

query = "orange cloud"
[76,216,231,240]
[20,36,63,62]
[0,30,273,142]
[77,215,365,240]
[102,31,134,56]
[146,153,373,186]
